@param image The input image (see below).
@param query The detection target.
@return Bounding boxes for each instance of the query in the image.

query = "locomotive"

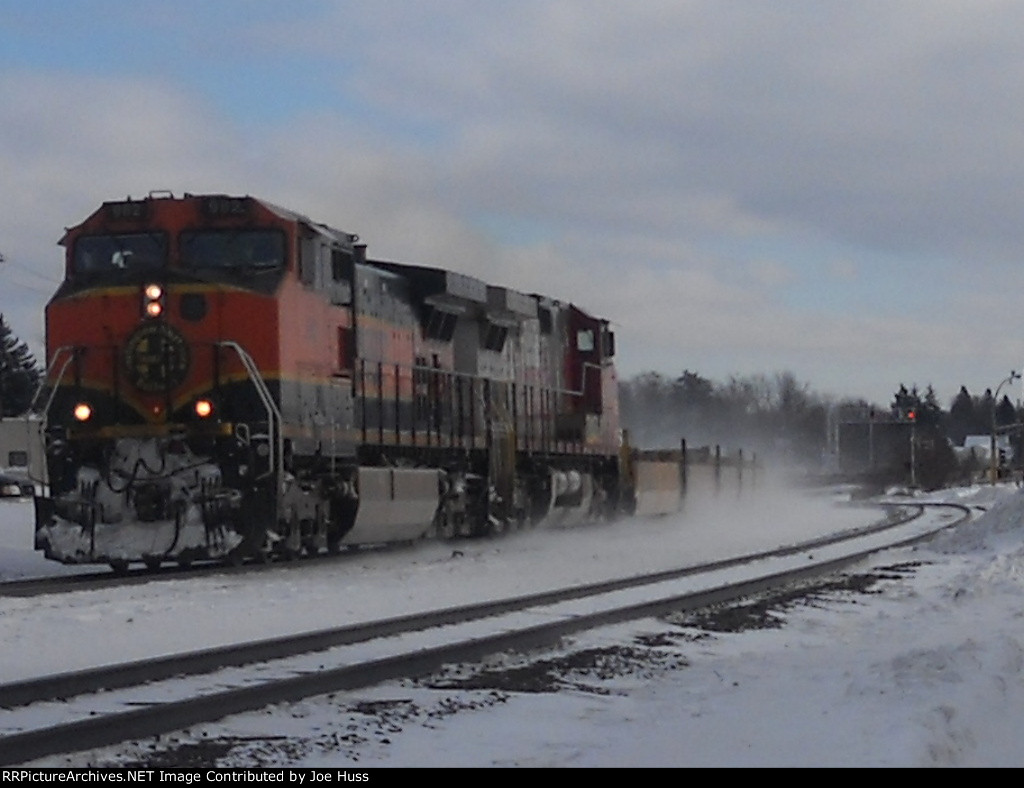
[32,192,681,570]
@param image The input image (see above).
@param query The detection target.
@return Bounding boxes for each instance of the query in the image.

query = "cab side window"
[329,249,353,305]
[299,235,319,287]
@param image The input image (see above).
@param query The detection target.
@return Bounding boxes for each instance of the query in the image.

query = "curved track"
[0,501,927,599]
[0,501,972,765]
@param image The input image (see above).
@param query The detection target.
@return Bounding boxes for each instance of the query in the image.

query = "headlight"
[142,283,165,318]
[73,403,93,422]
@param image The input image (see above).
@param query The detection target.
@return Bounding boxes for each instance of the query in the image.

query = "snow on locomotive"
[32,192,681,570]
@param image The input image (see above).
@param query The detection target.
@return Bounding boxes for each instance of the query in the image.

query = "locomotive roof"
[61,193,360,248]
[249,198,361,246]
[62,192,611,327]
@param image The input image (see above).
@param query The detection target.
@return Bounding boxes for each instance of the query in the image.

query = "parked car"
[0,472,33,498]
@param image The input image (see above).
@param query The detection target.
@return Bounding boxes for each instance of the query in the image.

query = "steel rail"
[0,501,970,766]
[0,503,924,705]
[0,501,915,599]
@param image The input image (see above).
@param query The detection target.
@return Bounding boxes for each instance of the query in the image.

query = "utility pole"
[991,371,1021,485]
[910,415,917,487]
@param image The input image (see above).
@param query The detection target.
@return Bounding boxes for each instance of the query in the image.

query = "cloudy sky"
[3,0,1024,407]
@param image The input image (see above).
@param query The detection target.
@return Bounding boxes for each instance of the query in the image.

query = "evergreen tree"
[890,383,942,428]
[620,368,830,461]
[919,384,944,429]
[964,388,1002,441]
[673,370,715,408]
[887,383,955,488]
[995,395,1017,428]
[947,386,974,445]
[0,314,41,417]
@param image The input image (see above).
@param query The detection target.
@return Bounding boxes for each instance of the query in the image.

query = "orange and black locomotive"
[33,192,678,570]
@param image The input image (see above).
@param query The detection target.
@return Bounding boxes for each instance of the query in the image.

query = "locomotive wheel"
[274,514,302,560]
[109,560,129,575]
[302,539,320,557]
[301,518,326,556]
[231,517,270,564]
[437,514,455,540]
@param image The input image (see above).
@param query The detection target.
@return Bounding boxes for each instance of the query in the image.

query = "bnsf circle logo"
[123,323,191,393]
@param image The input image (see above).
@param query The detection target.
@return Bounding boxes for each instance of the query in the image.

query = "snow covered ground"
[3,477,1024,767]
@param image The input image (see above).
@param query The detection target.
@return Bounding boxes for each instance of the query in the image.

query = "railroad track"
[0,500,923,599]
[0,501,971,766]
[0,540,412,598]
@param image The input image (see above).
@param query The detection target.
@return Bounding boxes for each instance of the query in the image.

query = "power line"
[0,249,61,295]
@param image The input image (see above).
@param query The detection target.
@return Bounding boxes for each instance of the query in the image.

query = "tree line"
[619,369,1024,476]
[619,369,845,463]
[0,314,41,418]
[0,313,1018,486]
[619,369,832,461]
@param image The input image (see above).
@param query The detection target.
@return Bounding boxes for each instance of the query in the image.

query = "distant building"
[0,417,44,478]
[957,435,1012,464]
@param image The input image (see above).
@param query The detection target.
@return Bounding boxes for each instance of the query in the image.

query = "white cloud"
[6,3,1024,405]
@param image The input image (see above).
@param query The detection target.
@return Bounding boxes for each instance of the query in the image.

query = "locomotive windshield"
[181,229,285,271]
[73,233,167,274]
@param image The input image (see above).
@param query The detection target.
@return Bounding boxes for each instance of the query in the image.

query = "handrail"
[401,357,604,400]
[25,346,78,489]
[30,345,76,416]
[353,356,610,453]
[216,341,284,492]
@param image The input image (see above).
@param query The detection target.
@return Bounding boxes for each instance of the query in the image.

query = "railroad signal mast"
[904,409,917,487]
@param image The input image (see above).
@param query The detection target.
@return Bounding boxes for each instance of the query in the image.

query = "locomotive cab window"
[331,248,354,282]
[300,238,314,286]
[180,230,285,271]
[602,328,616,358]
[327,249,353,305]
[424,306,458,341]
[538,307,553,335]
[299,234,332,288]
[482,321,509,352]
[73,233,167,275]
[576,328,595,353]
